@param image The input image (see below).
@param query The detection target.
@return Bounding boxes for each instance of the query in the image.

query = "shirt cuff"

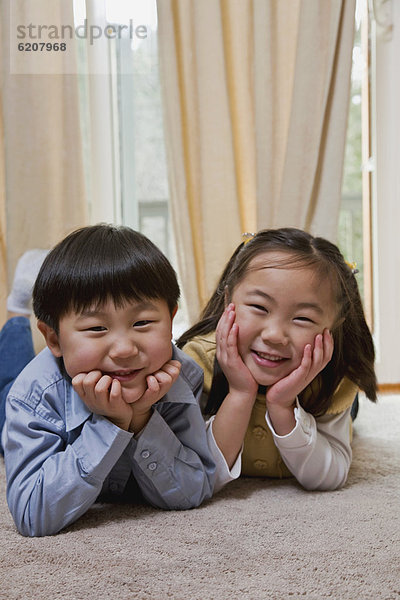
[73,414,133,482]
[206,416,241,493]
[265,399,315,449]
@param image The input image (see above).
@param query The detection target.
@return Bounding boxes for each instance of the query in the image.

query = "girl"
[178,228,377,492]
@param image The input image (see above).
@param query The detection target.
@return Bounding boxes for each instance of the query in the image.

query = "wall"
[373,0,400,384]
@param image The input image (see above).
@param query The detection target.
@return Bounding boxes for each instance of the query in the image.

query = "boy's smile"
[102,368,142,383]
[44,298,176,404]
[230,252,338,387]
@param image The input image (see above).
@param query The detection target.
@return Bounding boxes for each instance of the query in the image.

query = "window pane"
[106,1,189,334]
[338,22,364,297]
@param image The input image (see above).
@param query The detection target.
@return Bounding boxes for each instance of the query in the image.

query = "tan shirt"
[183,332,357,481]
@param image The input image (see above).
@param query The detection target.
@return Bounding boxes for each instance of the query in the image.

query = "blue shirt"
[2,345,215,536]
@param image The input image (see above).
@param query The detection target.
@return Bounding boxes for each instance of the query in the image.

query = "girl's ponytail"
[338,268,377,402]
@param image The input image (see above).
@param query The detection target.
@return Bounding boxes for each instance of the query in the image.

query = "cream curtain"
[157,0,258,320]
[255,0,356,233]
[157,0,355,323]
[0,0,87,323]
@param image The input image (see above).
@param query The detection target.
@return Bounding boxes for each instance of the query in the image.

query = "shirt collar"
[162,344,200,405]
[163,372,197,405]
[65,383,92,432]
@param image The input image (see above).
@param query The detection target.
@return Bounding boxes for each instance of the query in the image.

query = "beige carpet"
[1,395,399,600]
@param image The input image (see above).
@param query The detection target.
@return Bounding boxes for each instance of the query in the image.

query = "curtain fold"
[255,0,356,236]
[157,0,355,323]
[158,0,257,320]
[0,0,87,322]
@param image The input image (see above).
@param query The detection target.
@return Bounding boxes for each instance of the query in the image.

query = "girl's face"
[230,251,338,387]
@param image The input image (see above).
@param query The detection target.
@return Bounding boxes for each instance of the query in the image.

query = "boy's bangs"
[33,224,180,329]
[66,253,170,315]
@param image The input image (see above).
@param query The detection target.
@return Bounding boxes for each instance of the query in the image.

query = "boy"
[1,224,215,536]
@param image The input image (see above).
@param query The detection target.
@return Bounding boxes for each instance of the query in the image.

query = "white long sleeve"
[205,416,241,493]
[206,403,352,493]
[265,401,352,490]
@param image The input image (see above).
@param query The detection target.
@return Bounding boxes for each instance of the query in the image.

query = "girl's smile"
[250,349,289,368]
[230,251,338,387]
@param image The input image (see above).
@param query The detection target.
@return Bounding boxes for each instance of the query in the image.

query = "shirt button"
[254,460,268,470]
[110,482,119,492]
[252,426,268,440]
[141,450,150,459]
[148,462,157,471]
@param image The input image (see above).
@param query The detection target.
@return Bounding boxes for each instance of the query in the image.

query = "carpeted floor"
[1,395,399,600]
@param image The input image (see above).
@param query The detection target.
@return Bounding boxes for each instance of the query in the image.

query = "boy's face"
[43,297,176,404]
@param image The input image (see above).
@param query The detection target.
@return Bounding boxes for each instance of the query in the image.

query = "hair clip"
[345,261,359,275]
[242,232,256,245]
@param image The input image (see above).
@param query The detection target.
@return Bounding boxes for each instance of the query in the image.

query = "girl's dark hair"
[33,224,180,331]
[177,227,377,416]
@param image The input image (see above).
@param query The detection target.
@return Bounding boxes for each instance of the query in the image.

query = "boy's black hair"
[33,224,180,331]
[177,227,377,417]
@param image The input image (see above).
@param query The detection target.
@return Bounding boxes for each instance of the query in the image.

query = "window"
[338,0,373,326]
[106,1,172,258]
[74,0,188,335]
[75,0,171,250]
[75,0,373,337]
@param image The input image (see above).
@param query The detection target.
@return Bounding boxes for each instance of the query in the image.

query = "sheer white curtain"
[158,0,355,322]
[255,0,356,235]
[157,0,258,321]
[0,0,87,322]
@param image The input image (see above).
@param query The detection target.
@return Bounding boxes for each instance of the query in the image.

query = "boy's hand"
[72,370,133,431]
[216,304,258,400]
[265,329,333,435]
[128,359,181,433]
[72,360,182,434]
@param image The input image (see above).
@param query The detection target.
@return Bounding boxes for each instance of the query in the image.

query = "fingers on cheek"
[311,342,321,359]
[303,344,312,359]
[166,368,180,383]
[147,375,160,391]
[314,334,323,349]
[94,376,112,395]
[169,360,181,371]
[155,372,171,387]
[163,364,181,379]
[227,323,238,344]
[80,372,100,392]
[72,374,84,387]
[99,375,112,390]
[326,333,334,357]
[109,379,121,399]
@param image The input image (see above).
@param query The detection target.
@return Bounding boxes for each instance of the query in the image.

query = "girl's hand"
[212,304,259,469]
[266,329,334,409]
[216,304,258,399]
[72,370,133,431]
